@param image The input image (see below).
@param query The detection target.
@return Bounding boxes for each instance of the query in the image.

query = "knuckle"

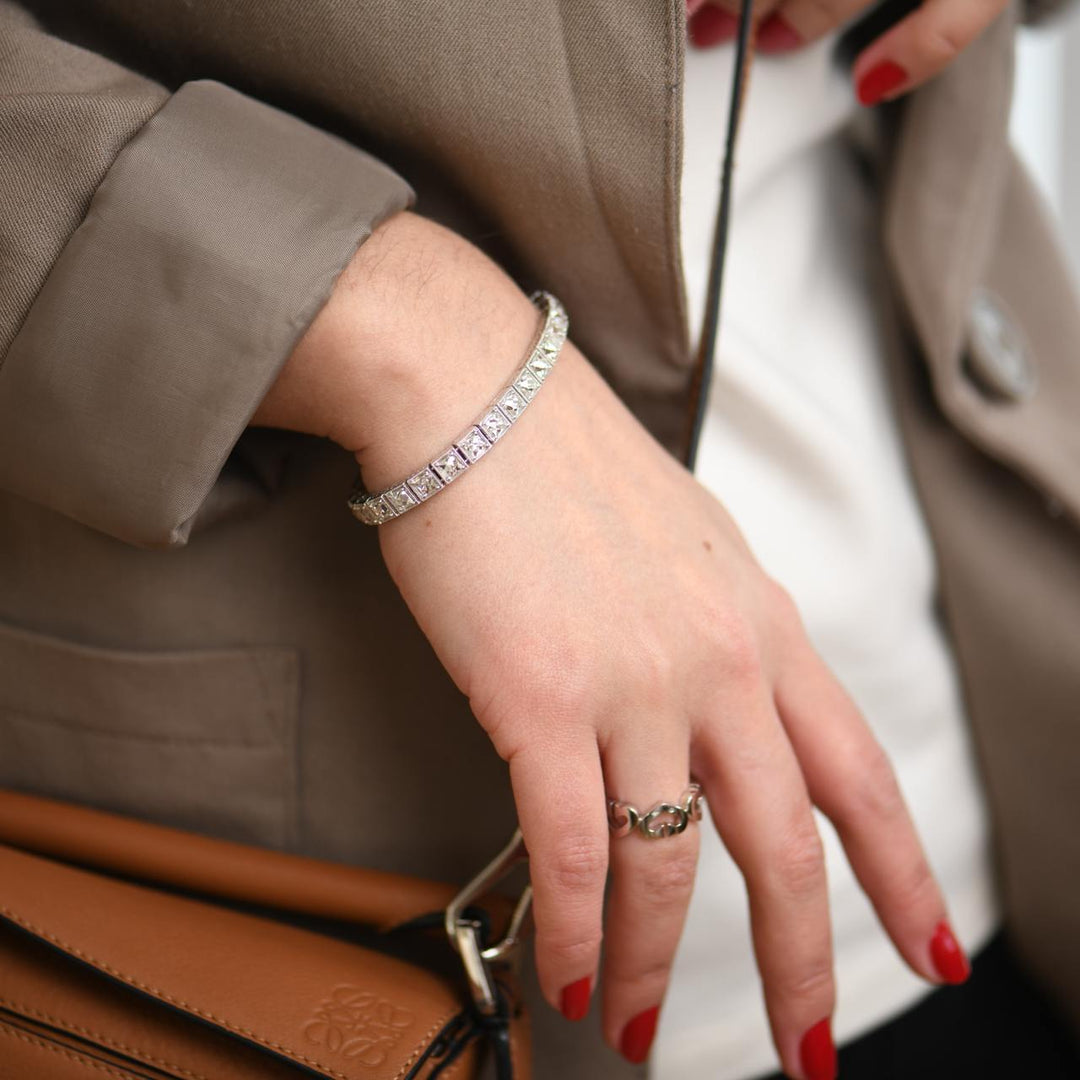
[845,746,907,823]
[774,959,834,1004]
[639,848,698,903]
[607,950,673,991]
[542,929,604,968]
[547,838,609,896]
[626,635,678,707]
[526,655,595,721]
[771,822,826,900]
[892,854,939,913]
[715,612,765,684]
[914,23,963,65]
[763,577,804,641]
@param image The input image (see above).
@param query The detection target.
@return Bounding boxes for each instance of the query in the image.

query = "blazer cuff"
[0,78,414,549]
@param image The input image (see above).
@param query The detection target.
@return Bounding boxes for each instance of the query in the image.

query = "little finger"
[774,640,969,985]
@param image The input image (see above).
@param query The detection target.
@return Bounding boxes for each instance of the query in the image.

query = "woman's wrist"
[261,208,543,492]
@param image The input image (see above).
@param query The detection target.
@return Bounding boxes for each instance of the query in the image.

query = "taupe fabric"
[0,0,167,358]
[0,76,414,547]
[17,0,696,458]
[0,0,1078,1075]
[885,1,1080,525]
[0,620,301,849]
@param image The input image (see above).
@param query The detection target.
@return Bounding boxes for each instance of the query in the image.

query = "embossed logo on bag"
[304,985,416,1065]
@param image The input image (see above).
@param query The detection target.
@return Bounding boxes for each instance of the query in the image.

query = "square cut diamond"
[432,448,468,483]
[458,426,492,463]
[526,353,553,381]
[363,495,393,524]
[498,387,527,420]
[479,407,512,442]
[407,467,443,501]
[538,334,560,357]
[514,369,542,400]
[385,483,418,514]
[352,499,379,526]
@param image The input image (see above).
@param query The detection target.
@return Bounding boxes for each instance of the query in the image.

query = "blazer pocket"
[0,620,300,850]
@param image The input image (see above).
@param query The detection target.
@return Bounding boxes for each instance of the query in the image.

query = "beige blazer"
[1,1,1078,1074]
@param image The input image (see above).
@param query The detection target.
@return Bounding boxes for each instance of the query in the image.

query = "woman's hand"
[254,210,969,1080]
[687,0,1011,107]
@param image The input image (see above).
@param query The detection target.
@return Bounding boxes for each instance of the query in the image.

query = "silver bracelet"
[346,290,569,526]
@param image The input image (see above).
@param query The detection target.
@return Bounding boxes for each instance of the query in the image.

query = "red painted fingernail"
[688,5,738,47]
[930,920,971,984]
[856,60,908,106]
[560,976,592,1021]
[757,14,802,53]
[620,1005,660,1064]
[799,1018,837,1080]
[686,0,709,15]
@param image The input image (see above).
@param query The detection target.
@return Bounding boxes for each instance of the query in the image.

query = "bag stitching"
[0,997,211,1080]
[1,904,458,1080]
[0,1020,143,1080]
[392,1013,463,1080]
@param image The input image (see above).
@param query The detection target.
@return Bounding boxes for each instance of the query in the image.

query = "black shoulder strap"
[682,0,757,471]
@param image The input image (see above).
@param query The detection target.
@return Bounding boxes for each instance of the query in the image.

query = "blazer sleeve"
[0,1,415,549]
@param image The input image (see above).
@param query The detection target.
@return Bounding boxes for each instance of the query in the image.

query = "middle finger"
[695,679,838,1080]
[601,718,700,1063]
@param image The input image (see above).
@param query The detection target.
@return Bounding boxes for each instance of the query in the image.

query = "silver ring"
[607,784,705,839]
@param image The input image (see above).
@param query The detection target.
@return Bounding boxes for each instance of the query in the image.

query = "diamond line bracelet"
[346,290,569,526]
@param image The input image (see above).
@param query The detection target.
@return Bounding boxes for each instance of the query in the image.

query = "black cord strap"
[682,0,757,472]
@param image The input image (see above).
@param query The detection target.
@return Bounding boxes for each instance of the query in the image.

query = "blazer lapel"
[526,0,694,457]
[883,1,1016,374]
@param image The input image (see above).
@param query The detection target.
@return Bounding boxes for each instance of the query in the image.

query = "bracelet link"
[347,290,568,526]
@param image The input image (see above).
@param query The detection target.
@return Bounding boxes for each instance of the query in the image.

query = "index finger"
[508,739,609,1020]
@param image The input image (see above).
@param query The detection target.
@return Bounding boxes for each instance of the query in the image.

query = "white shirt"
[651,34,1000,1080]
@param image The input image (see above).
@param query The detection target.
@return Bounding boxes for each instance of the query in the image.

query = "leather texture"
[0,794,530,1079]
[0,790,458,932]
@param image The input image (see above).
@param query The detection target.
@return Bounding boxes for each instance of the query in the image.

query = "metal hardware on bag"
[445,829,531,1016]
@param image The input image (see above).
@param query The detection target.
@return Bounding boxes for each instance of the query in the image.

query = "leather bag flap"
[0,844,476,1079]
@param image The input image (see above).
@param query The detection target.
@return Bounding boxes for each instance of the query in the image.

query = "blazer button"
[964,287,1037,402]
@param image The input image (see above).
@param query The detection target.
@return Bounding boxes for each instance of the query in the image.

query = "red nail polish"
[856,60,908,106]
[799,1019,837,1080]
[930,920,971,984]
[560,976,592,1022]
[688,5,738,47]
[757,14,802,53]
[620,1006,660,1064]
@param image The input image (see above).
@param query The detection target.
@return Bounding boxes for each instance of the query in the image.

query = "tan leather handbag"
[0,790,532,1079]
